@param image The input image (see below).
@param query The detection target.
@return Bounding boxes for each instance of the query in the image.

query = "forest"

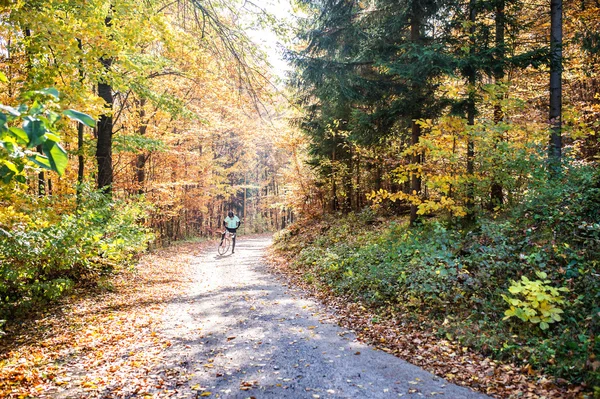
[0,0,599,397]
[0,0,298,317]
[273,0,600,394]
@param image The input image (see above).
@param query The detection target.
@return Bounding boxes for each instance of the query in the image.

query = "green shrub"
[274,163,600,387]
[0,191,154,319]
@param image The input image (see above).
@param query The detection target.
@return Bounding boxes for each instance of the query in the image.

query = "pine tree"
[290,0,455,219]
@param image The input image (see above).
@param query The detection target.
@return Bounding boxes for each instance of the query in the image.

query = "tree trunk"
[37,156,45,196]
[356,152,361,209]
[490,0,505,208]
[77,121,85,189]
[331,130,339,211]
[344,153,353,213]
[549,0,562,176]
[77,38,85,204]
[96,15,114,195]
[409,120,422,225]
[136,98,148,195]
[24,28,47,197]
[409,3,422,226]
[465,0,476,220]
[97,78,113,193]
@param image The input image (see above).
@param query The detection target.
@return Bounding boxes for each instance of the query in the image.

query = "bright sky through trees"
[245,0,294,81]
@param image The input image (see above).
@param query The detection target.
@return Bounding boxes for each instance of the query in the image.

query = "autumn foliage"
[0,0,599,396]
[0,1,296,320]
[275,0,600,394]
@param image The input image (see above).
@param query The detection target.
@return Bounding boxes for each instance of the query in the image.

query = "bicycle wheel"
[217,237,230,255]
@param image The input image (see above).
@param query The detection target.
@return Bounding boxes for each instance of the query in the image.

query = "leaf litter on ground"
[265,248,588,399]
[0,241,209,398]
[1,238,589,399]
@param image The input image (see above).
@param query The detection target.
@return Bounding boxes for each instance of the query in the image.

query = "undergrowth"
[0,189,154,321]
[274,164,600,390]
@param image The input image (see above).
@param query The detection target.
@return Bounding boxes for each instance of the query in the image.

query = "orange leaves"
[0,241,203,398]
[240,380,259,391]
[268,246,584,399]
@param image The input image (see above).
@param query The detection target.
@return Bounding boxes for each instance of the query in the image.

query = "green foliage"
[0,81,95,183]
[0,189,153,319]
[274,163,600,387]
[502,272,569,330]
[113,135,166,153]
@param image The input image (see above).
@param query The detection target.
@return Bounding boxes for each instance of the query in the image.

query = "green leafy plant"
[0,189,154,319]
[0,72,95,183]
[502,271,569,330]
[275,164,600,386]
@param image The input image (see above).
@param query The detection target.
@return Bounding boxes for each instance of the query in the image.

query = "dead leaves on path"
[240,380,259,390]
[336,306,586,398]
[1,240,588,399]
[266,249,587,399]
[0,243,203,398]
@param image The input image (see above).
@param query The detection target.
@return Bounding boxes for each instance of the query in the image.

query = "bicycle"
[217,230,236,255]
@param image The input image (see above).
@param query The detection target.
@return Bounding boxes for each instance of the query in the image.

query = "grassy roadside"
[269,207,598,398]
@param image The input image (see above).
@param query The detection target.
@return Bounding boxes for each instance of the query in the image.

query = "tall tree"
[23,27,47,196]
[288,0,364,212]
[76,38,86,204]
[490,0,505,208]
[548,0,562,175]
[96,14,114,194]
[465,0,477,220]
[408,0,425,225]
[289,0,454,219]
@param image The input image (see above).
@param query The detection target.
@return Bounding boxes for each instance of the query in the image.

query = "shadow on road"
[145,237,488,399]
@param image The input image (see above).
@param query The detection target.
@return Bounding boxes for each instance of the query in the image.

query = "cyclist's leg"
[231,229,236,253]
[220,230,226,244]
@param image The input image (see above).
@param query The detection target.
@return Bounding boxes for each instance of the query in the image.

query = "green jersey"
[224,215,240,229]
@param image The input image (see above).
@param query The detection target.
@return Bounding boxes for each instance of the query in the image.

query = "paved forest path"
[156,236,490,398]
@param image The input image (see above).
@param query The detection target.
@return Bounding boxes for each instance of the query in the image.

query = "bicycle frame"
[218,230,236,255]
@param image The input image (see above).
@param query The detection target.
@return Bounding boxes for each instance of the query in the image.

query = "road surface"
[158,236,490,398]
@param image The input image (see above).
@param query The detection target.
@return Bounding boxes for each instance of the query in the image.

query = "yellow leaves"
[502,274,569,330]
[362,113,563,220]
[81,380,98,389]
[366,188,388,204]
[415,118,434,129]
[0,205,35,229]
[368,186,466,217]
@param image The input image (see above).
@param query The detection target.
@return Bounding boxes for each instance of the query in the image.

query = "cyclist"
[220,211,241,253]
